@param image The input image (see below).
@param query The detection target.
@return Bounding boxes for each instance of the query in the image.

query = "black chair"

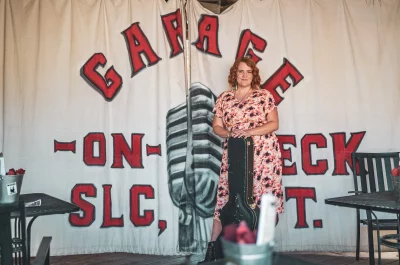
[0,200,52,265]
[350,152,400,261]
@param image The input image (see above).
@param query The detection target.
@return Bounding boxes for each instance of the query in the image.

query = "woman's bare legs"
[210,219,222,241]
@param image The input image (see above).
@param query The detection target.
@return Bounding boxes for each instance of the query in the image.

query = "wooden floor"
[48,251,400,265]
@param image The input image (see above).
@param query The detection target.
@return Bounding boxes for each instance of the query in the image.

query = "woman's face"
[236,62,253,88]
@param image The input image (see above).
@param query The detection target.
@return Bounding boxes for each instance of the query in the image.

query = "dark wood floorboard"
[50,253,199,265]
[48,252,399,265]
[284,252,399,265]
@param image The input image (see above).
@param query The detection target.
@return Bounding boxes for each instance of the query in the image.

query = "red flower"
[392,166,400,177]
[16,168,25,175]
[7,168,16,175]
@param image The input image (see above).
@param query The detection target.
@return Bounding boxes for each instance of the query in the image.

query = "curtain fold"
[0,0,5,152]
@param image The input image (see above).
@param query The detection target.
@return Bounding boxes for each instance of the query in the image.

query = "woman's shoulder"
[253,88,273,98]
[216,90,234,100]
[255,87,270,94]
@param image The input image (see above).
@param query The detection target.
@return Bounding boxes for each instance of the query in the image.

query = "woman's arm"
[232,108,279,138]
[213,115,231,138]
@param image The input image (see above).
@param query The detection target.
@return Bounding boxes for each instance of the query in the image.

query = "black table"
[7,193,79,260]
[325,191,400,265]
[201,253,317,265]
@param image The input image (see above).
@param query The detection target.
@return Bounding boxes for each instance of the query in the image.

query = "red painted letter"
[277,135,297,176]
[81,53,123,101]
[111,133,144,168]
[330,132,366,175]
[301,134,328,175]
[261,58,304,105]
[130,185,155,227]
[192,15,221,57]
[69,184,96,227]
[84,133,106,166]
[161,9,184,58]
[236,29,267,64]
[285,187,317,229]
[122,22,162,77]
[101,185,124,228]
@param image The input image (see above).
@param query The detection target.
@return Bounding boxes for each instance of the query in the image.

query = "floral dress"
[213,88,283,221]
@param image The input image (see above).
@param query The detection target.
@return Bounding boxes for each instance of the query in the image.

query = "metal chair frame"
[0,200,52,265]
[351,152,400,263]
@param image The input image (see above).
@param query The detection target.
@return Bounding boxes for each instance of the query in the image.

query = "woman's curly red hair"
[228,57,261,89]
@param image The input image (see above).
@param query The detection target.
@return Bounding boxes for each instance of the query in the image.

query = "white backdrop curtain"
[1,0,400,256]
[187,0,400,252]
[1,0,186,255]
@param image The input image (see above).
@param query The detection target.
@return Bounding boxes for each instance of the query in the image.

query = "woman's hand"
[231,129,252,138]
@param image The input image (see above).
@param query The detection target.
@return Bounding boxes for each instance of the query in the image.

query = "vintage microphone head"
[166,83,223,218]
[166,83,223,252]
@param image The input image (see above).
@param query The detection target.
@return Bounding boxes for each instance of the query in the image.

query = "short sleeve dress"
[212,88,283,221]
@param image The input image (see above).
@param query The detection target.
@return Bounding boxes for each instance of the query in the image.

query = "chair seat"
[360,218,398,230]
[380,234,400,249]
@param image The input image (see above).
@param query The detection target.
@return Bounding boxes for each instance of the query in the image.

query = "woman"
[201,57,283,262]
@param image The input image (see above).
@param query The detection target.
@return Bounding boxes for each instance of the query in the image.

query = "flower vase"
[0,174,24,204]
[392,177,400,202]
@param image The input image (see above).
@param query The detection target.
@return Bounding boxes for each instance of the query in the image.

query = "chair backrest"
[352,152,400,193]
[0,200,29,265]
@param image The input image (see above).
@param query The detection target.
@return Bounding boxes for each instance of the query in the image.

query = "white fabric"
[188,0,400,252]
[1,0,186,255]
[1,0,400,255]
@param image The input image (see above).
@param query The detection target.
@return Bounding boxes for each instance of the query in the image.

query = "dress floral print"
[212,88,283,221]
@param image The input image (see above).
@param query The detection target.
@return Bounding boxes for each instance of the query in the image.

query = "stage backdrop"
[186,0,400,253]
[0,0,187,255]
[1,0,400,256]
